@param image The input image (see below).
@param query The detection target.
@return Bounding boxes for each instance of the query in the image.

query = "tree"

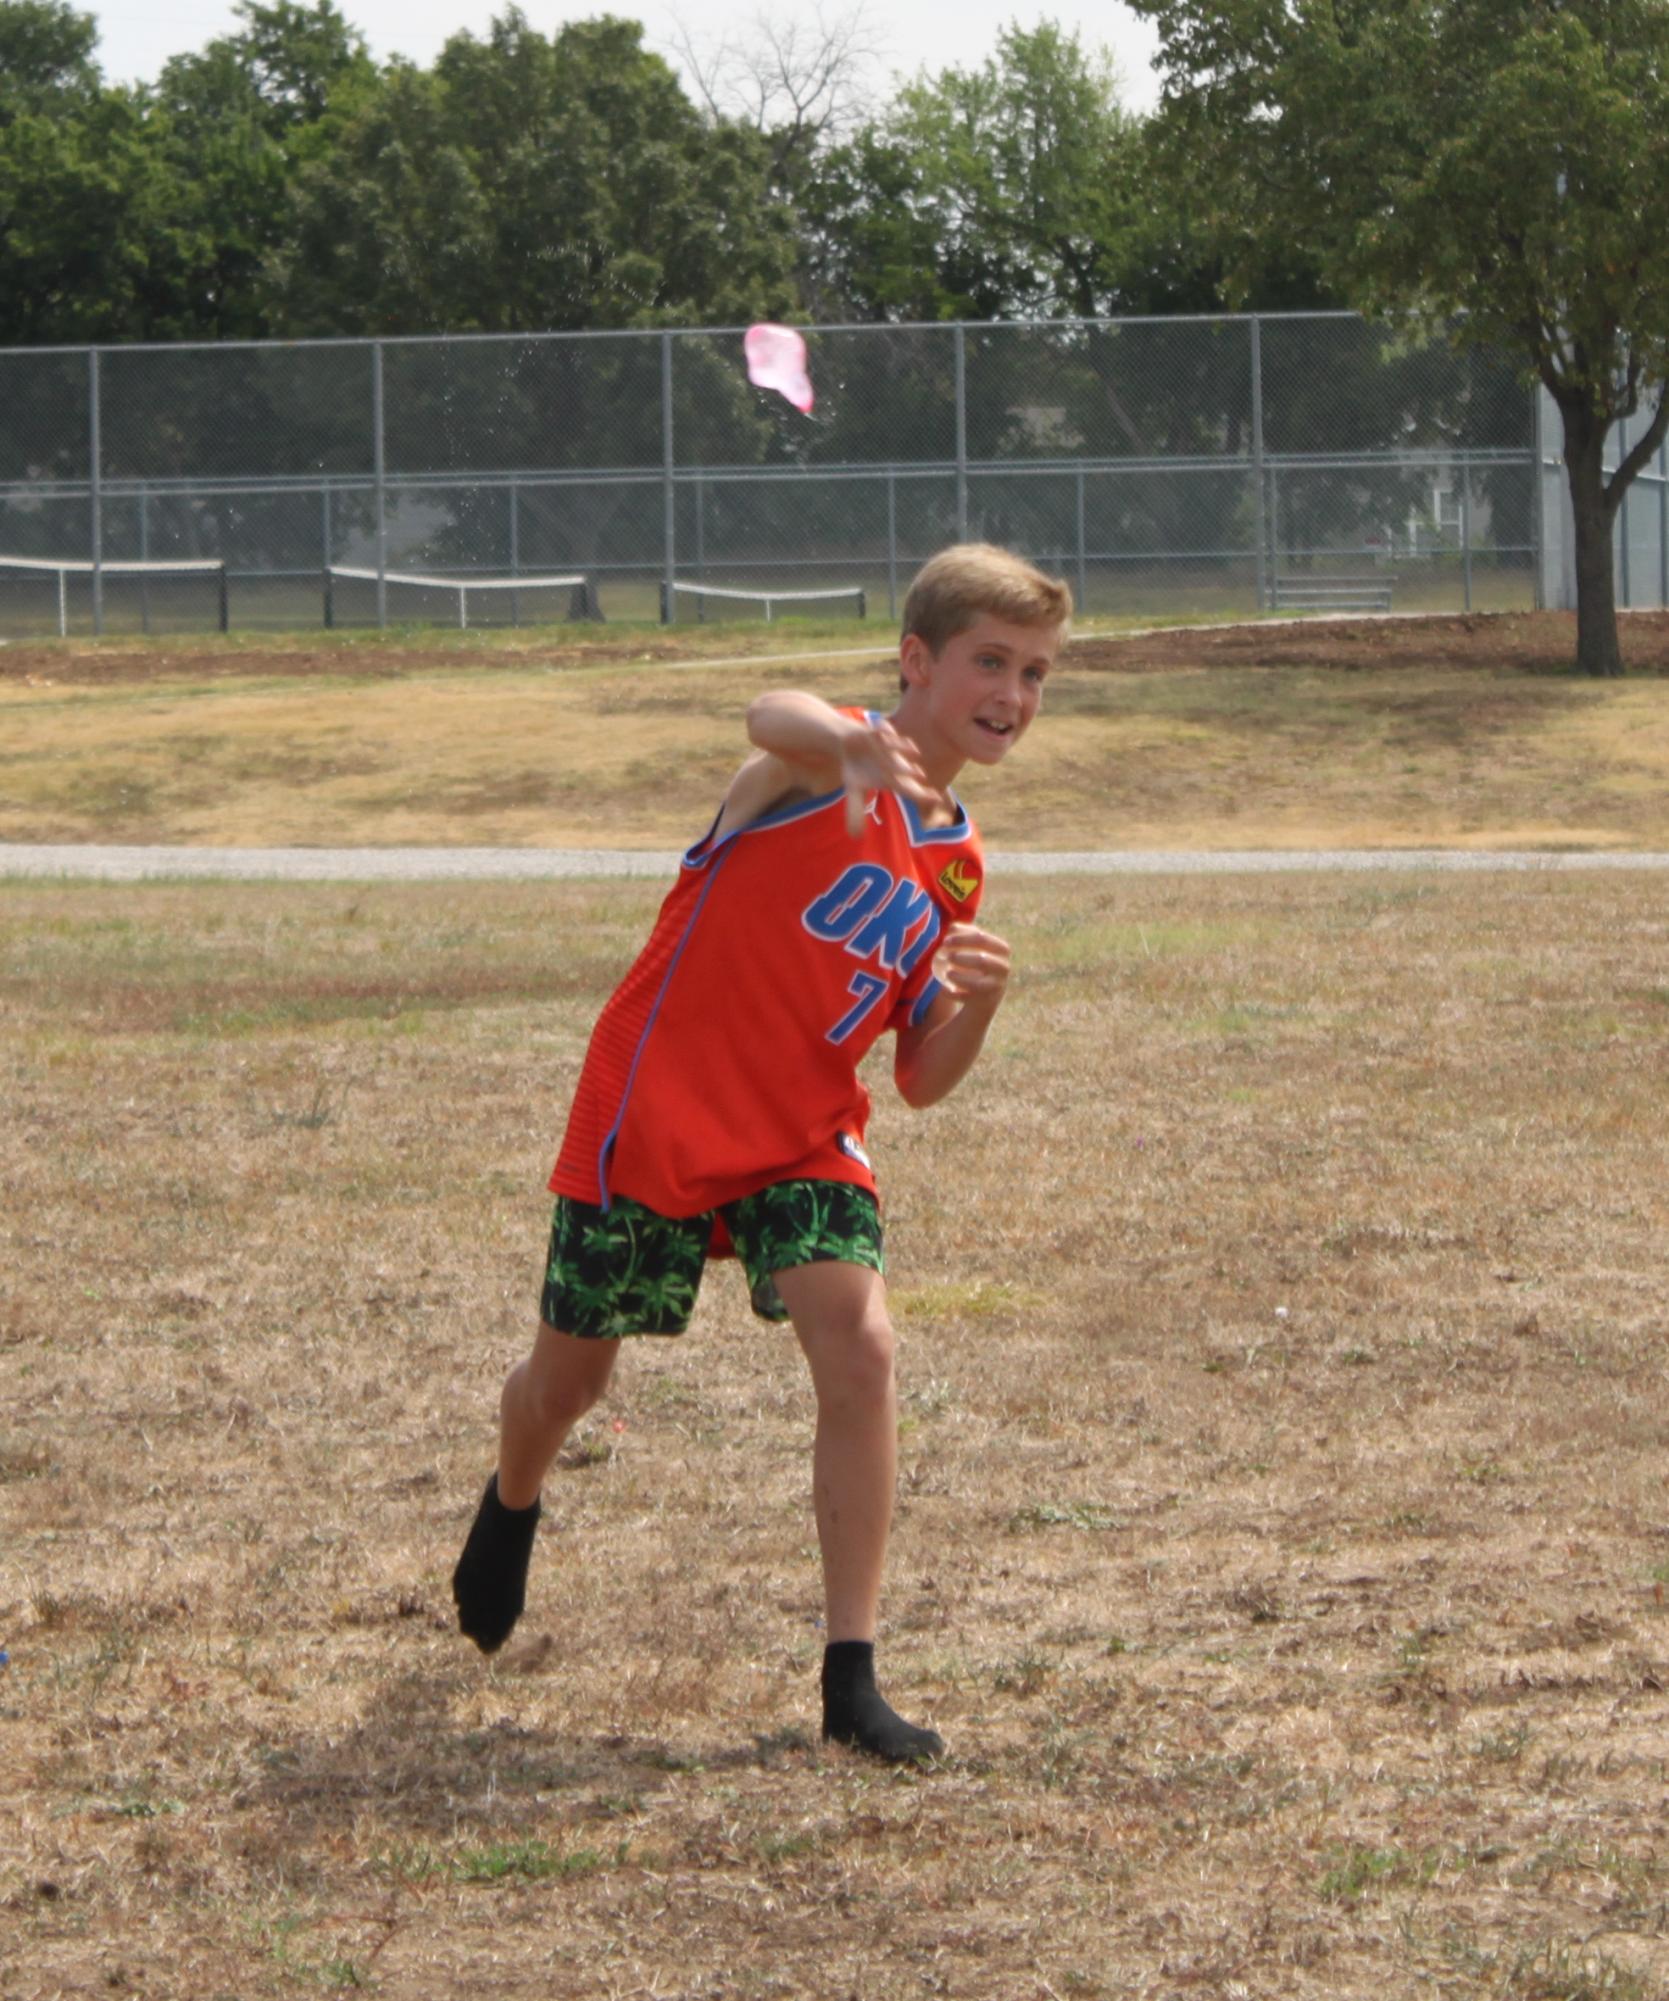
[1131,0,1669,675]
[146,1,372,337]
[224,0,372,131]
[668,1,885,190]
[0,1,186,344]
[269,10,795,336]
[800,23,1140,322]
[0,0,97,99]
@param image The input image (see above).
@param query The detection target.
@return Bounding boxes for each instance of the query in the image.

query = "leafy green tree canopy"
[270,9,796,335]
[143,2,373,338]
[0,0,175,343]
[0,0,99,109]
[156,1,372,144]
[1132,0,1669,673]
[802,23,1140,321]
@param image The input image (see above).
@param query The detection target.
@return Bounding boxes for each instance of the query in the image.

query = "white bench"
[1271,576,1394,613]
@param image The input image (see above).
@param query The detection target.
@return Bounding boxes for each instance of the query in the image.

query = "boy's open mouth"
[974,717,1015,741]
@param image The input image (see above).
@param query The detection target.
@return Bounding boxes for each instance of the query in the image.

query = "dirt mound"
[7,608,1669,690]
[1069,609,1669,676]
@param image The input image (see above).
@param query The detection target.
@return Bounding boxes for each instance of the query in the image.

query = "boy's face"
[901,614,1062,765]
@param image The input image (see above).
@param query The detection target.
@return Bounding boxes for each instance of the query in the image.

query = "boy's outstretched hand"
[840,718,943,837]
[932,924,1011,1009]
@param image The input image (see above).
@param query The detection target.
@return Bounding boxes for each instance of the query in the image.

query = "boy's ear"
[899,633,933,688]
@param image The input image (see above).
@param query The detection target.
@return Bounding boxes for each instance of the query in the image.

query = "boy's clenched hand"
[932,924,1011,1009]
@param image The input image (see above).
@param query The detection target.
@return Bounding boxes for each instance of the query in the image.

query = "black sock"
[821,1640,944,1764]
[452,1473,541,1654]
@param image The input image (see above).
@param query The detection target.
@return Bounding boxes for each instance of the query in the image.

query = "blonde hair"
[901,543,1073,655]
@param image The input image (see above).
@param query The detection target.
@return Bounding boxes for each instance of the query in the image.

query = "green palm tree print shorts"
[540,1181,884,1338]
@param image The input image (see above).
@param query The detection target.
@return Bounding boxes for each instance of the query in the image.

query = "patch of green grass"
[1318,1844,1443,1902]
[561,1435,616,1468]
[1007,1501,1121,1533]
[109,1791,184,1819]
[992,1651,1055,1696]
[895,1279,1045,1321]
[1469,1722,1532,1764]
[755,1828,818,1865]
[452,1838,608,1884]
[254,1912,369,1991]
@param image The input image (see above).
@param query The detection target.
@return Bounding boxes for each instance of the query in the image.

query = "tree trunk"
[1560,396,1624,678]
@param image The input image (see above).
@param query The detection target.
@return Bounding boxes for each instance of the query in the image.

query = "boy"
[453,543,1070,1762]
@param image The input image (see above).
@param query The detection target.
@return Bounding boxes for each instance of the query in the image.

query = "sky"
[86,0,1165,112]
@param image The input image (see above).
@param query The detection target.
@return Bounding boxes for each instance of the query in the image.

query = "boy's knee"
[819,1307,896,1409]
[510,1326,615,1432]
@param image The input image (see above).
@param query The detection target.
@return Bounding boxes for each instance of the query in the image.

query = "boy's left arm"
[893,924,1012,1109]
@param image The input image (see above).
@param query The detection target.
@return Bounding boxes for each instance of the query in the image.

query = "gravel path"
[4,844,1668,881]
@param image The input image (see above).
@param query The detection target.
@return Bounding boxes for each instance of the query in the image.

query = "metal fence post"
[1268,471,1280,595]
[372,340,388,628]
[886,468,898,619]
[139,481,151,634]
[954,325,969,539]
[509,476,520,626]
[1249,317,1267,613]
[1618,410,1631,610]
[1075,464,1088,614]
[662,332,676,619]
[1460,459,1473,612]
[89,348,104,636]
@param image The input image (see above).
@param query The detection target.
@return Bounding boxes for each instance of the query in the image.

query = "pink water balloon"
[744,323,815,414]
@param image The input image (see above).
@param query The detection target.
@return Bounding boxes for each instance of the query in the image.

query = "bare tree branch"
[663,1,890,171]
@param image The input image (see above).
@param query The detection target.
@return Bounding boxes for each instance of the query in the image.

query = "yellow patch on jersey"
[938,858,979,903]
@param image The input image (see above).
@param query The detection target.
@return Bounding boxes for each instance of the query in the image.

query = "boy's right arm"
[714,692,937,840]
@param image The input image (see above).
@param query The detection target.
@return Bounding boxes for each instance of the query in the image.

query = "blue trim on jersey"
[899,789,971,846]
[908,976,944,1027]
[681,802,725,869]
[597,843,734,1208]
[743,787,846,835]
[683,786,845,869]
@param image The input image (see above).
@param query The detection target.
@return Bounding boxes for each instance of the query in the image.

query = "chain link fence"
[0,314,1558,637]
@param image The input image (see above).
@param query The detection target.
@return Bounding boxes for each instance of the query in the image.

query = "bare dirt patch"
[0,627,861,690]
[1067,609,1669,678]
[7,607,1669,692]
[3,874,1667,1998]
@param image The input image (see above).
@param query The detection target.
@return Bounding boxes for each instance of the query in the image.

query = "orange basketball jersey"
[549,711,985,1220]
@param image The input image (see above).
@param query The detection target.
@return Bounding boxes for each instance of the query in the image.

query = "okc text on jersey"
[801,863,943,1044]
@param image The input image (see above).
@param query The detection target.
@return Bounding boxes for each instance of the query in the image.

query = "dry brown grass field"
[3,610,1669,850]
[3,611,1669,2000]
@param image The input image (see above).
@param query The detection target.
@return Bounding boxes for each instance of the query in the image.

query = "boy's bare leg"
[498,1323,620,1508]
[774,1260,943,1763]
[453,1323,618,1652]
